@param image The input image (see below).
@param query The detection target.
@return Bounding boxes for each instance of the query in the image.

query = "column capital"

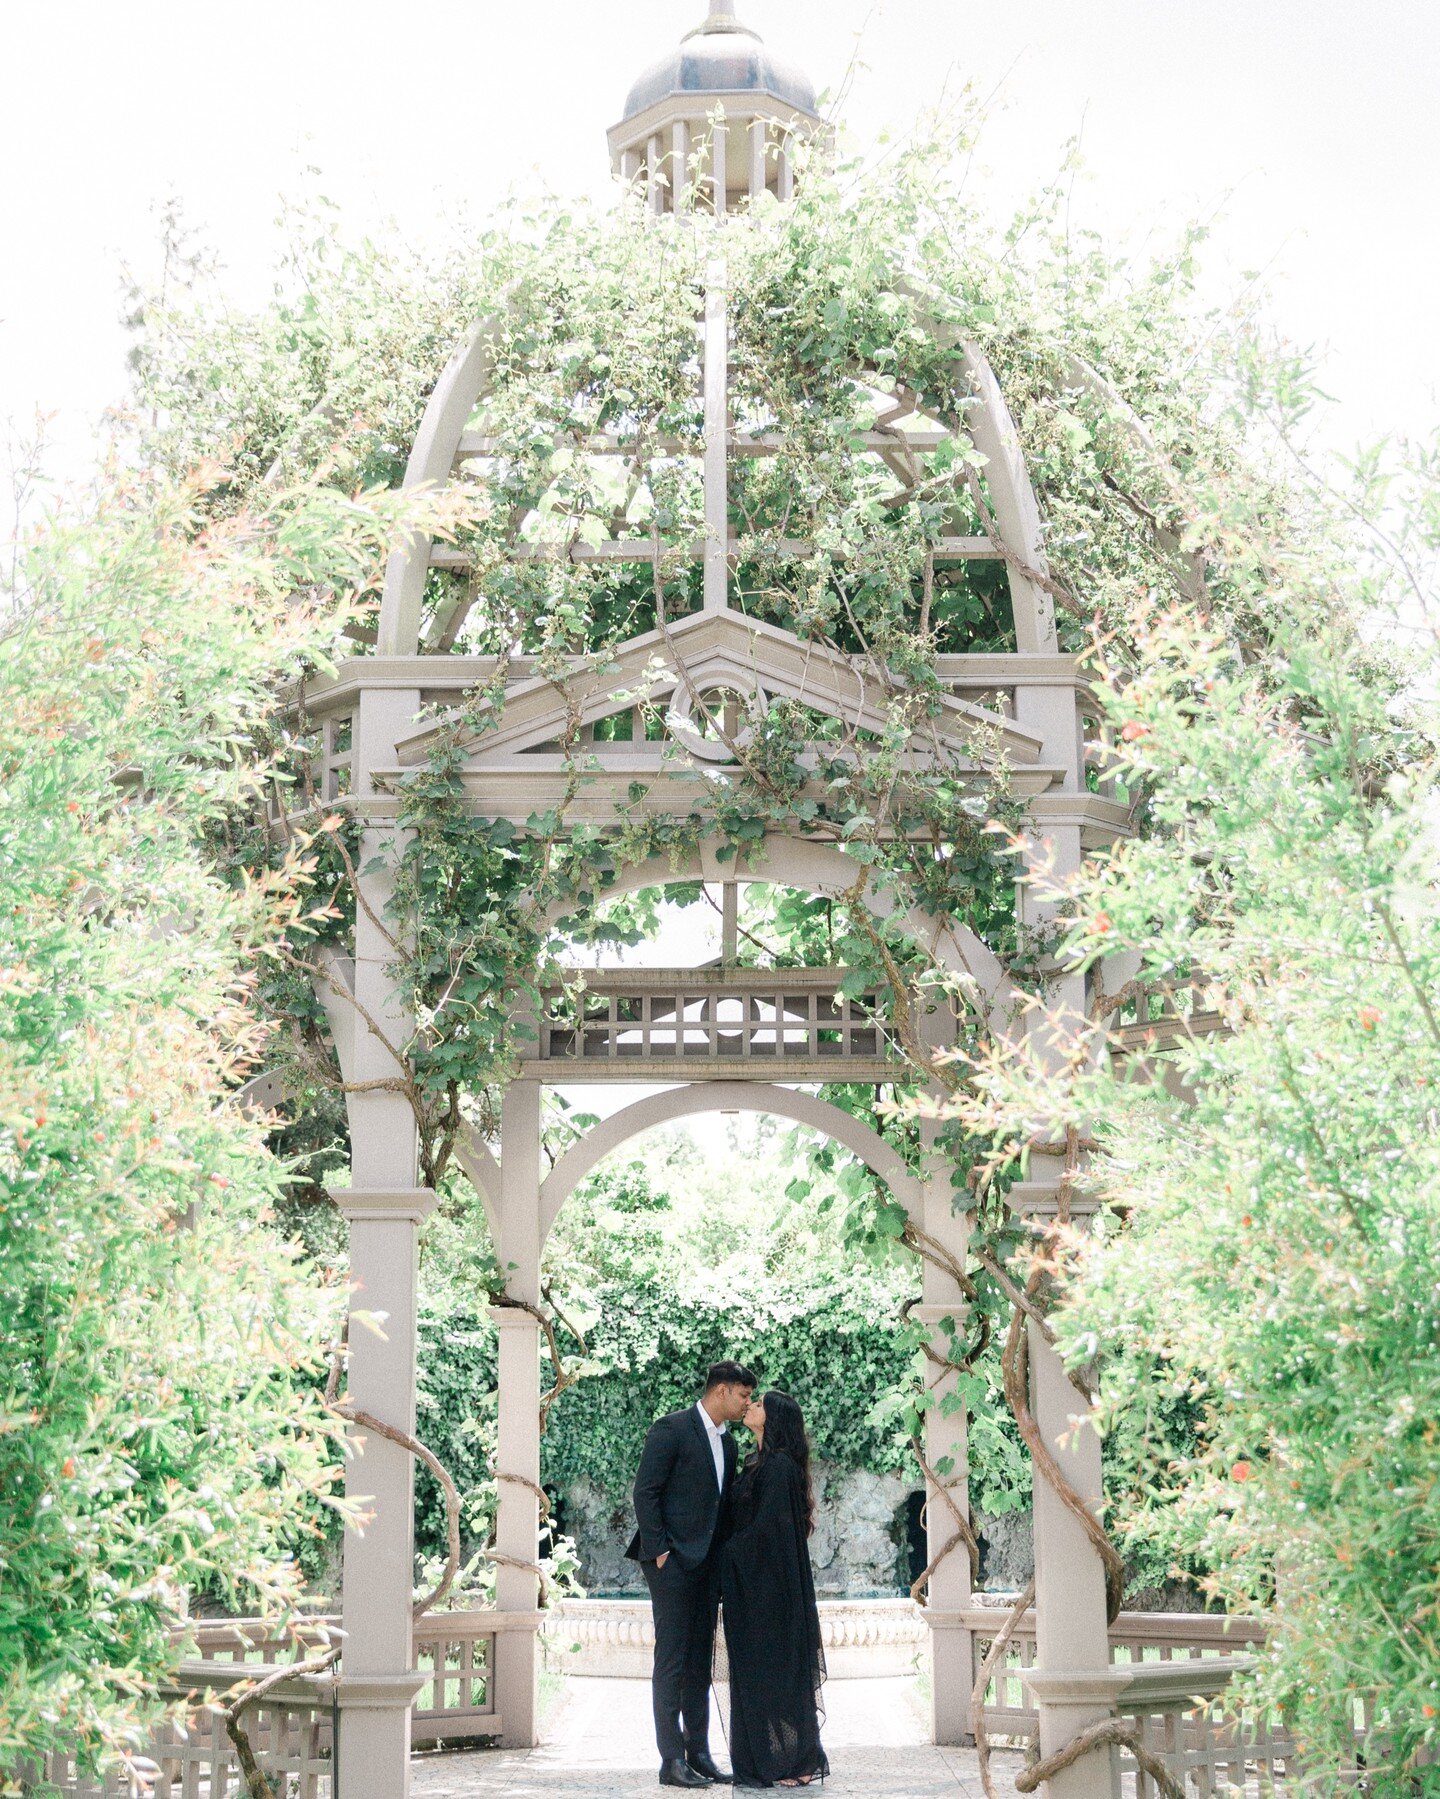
[910,1303,971,1328]
[333,1670,429,1711]
[489,1304,543,1331]
[1007,1182,1103,1222]
[331,1187,438,1225]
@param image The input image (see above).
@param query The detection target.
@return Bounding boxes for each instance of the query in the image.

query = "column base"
[492,1624,540,1749]
[334,1671,429,1799]
[924,1613,976,1746]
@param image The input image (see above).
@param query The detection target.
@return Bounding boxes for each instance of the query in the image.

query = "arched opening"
[536,1097,925,1607]
[422,853,979,1747]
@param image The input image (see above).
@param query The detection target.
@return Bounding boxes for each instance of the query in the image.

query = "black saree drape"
[717,1452,829,1787]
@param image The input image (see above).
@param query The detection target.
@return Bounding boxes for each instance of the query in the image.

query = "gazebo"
[278,7,1221,1799]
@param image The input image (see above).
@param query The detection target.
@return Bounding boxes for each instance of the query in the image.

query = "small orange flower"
[62,1458,76,1478]
[1120,720,1150,742]
[1358,1007,1382,1032]
[1230,1460,1252,1483]
[1093,914,1112,935]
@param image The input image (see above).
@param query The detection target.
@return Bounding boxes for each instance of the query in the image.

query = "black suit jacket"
[626,1405,737,1571]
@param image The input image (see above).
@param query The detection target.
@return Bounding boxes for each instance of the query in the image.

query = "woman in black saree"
[719,1392,829,1789]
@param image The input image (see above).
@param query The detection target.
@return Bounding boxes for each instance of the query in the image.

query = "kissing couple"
[626,1361,829,1789]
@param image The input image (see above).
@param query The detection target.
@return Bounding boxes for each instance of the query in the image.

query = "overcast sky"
[4,0,1437,480]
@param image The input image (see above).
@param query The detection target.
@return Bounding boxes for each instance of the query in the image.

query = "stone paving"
[410,1677,1024,1798]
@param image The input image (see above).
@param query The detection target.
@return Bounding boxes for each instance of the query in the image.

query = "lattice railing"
[535,967,899,1073]
[1109,975,1230,1058]
[175,1612,501,1745]
[18,1612,508,1795]
[967,1604,1267,1727]
[1121,1690,1300,1798]
[29,1685,334,1798]
[966,1606,1311,1793]
[411,1611,500,1746]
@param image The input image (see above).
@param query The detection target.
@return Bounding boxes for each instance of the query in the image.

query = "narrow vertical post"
[711,110,728,217]
[703,259,730,613]
[720,880,739,964]
[1015,820,1117,1799]
[491,1079,544,1748]
[748,116,767,199]
[334,686,432,1799]
[671,119,691,211]
[914,996,974,1745]
[1025,1301,1115,1799]
[777,140,794,201]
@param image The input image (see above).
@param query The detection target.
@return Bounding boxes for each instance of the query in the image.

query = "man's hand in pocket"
[656,1552,670,1569]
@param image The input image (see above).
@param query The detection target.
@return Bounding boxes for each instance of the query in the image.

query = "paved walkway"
[410,1677,1023,1797]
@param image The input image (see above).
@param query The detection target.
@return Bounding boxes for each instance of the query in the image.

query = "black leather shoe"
[660,1759,710,1788]
[687,1749,732,1783]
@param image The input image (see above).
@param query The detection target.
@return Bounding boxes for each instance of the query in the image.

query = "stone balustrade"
[544,1596,928,1681]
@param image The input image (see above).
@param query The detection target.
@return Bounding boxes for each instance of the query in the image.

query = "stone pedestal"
[334,1187,437,1799]
[916,1111,975,1748]
[490,1079,544,1748]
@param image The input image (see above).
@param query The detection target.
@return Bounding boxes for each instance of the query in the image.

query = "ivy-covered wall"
[410,1286,923,1592]
[408,1140,1040,1596]
[538,1281,915,1500]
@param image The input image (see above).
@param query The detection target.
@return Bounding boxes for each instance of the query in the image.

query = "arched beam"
[539,1081,922,1242]
[376,286,1060,659]
[377,313,506,657]
[894,282,1059,657]
[546,832,1018,1033]
[956,342,1058,655]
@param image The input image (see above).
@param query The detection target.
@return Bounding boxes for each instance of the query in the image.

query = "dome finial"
[609,0,822,213]
[687,0,750,34]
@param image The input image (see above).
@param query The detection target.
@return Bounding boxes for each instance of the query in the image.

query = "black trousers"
[643,1552,720,1762]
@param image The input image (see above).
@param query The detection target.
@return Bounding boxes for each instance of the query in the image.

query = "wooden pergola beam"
[429,534,1000,570]
[455,428,955,461]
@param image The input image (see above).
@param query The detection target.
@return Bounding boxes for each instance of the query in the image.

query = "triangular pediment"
[392,611,1045,771]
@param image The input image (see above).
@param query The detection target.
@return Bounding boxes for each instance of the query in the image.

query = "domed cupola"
[608,1,823,215]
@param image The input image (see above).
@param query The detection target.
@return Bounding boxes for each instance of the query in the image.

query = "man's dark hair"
[703,1361,757,1393]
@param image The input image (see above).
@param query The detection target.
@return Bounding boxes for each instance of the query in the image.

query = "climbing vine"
[113,103,1421,1797]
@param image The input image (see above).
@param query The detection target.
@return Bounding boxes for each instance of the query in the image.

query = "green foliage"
[532,1150,1036,1529]
[111,113,1439,1786]
[956,429,1440,1783]
[0,464,454,1774]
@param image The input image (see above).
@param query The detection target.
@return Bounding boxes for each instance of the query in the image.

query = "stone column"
[490,1078,544,1747]
[913,975,975,1748]
[334,687,431,1799]
[1024,1256,1115,1799]
[1014,814,1117,1799]
[915,1146,975,1745]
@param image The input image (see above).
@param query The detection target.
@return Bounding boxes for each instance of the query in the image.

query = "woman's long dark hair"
[756,1391,816,1537]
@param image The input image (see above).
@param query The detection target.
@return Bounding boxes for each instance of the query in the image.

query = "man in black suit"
[627,1360,756,1788]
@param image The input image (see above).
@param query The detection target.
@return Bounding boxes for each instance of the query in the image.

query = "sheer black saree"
[718,1453,829,1788]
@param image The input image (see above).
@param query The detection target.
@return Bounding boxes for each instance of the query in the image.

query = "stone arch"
[539,1079,922,1243]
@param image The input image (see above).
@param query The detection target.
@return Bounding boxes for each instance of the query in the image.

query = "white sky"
[3,0,1438,480]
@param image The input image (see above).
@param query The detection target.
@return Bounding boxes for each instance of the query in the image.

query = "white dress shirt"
[695,1402,726,1491]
